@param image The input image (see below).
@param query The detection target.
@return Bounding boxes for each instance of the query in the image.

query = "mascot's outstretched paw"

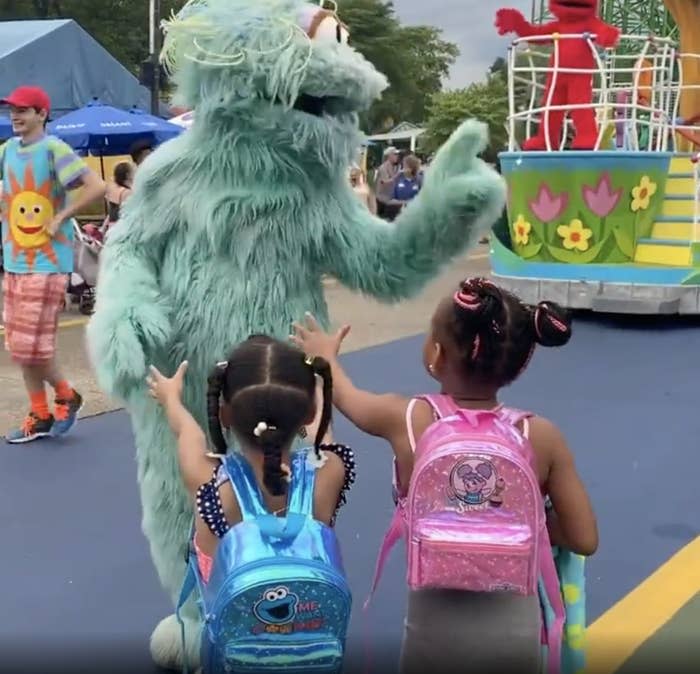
[426,119,492,182]
[150,614,201,672]
[495,8,525,35]
[405,119,506,244]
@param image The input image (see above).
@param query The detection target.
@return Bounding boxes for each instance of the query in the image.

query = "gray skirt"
[399,589,542,674]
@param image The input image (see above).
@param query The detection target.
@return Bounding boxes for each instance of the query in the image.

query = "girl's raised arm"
[292,315,408,444]
[147,362,216,496]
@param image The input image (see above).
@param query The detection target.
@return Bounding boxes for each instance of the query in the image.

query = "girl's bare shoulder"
[526,415,573,464]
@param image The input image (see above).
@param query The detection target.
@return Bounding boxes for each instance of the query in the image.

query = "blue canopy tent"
[47,99,183,176]
[0,19,157,117]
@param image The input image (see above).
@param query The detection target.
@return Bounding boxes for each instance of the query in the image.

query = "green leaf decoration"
[580,210,601,242]
[596,231,626,263]
[517,241,543,259]
[527,218,546,242]
[612,226,635,259]
[546,232,612,264]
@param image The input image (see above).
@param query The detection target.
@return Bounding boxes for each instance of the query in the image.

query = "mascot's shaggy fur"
[87,0,506,668]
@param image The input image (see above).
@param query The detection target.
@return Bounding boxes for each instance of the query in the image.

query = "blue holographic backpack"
[176,448,352,674]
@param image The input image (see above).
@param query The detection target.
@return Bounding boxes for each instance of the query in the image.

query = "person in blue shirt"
[391,154,423,209]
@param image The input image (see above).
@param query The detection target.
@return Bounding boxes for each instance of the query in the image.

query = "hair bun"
[453,277,502,327]
[532,301,571,347]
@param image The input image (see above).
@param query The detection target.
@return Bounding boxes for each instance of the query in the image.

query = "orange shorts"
[2,272,68,365]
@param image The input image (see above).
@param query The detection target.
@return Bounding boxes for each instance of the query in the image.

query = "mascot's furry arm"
[86,152,178,401]
[89,121,505,402]
[322,120,505,299]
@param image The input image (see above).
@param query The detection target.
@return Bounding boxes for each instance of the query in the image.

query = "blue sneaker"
[51,390,84,437]
[6,412,55,444]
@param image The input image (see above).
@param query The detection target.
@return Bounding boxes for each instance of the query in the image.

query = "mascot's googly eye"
[313,15,348,44]
[264,590,278,602]
[274,588,288,600]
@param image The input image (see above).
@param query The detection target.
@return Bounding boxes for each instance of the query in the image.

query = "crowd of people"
[352,145,427,220]
[2,85,596,674]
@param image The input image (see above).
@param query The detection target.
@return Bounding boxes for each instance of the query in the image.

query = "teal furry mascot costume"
[86,0,506,669]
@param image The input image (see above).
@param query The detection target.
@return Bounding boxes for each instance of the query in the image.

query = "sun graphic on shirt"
[2,163,68,271]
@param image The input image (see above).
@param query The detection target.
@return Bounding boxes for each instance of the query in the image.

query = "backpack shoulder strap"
[498,406,533,428]
[417,393,458,419]
[497,407,535,445]
[363,502,406,610]
[222,453,267,520]
[176,554,199,674]
[287,448,316,517]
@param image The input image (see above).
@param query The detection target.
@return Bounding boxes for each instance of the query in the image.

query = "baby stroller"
[69,220,103,315]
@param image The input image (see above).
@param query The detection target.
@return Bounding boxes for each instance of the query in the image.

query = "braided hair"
[446,277,571,387]
[206,335,332,497]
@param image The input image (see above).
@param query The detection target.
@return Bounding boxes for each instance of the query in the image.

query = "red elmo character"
[495,0,620,151]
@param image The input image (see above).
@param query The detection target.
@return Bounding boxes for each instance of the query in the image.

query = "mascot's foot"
[150,614,201,672]
[521,137,548,151]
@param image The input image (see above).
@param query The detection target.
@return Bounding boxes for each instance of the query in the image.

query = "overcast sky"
[393,0,535,88]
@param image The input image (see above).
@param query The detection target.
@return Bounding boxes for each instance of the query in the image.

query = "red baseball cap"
[1,85,51,113]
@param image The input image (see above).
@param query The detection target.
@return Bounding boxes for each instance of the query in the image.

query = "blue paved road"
[1,315,699,671]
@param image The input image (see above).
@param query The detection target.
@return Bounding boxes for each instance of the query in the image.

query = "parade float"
[492,0,700,313]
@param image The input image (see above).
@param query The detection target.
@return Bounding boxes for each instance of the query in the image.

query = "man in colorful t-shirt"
[1,86,105,443]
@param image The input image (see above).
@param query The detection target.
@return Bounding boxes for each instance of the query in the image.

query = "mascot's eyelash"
[188,38,246,66]
[160,6,313,78]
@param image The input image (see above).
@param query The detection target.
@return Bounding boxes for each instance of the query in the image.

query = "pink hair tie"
[534,307,543,340]
[454,289,481,311]
[535,304,567,339]
[549,316,568,332]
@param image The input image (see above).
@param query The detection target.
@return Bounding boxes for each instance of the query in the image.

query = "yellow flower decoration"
[513,214,531,245]
[562,583,581,604]
[630,175,657,212]
[556,219,593,252]
[566,623,585,651]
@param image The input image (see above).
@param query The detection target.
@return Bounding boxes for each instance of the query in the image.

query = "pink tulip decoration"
[528,184,569,223]
[582,173,622,218]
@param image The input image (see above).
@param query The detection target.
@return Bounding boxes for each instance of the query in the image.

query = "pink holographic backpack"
[366,394,565,674]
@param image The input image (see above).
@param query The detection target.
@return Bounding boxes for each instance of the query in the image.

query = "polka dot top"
[195,443,356,537]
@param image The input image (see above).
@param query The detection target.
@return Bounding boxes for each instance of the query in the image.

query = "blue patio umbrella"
[0,115,12,139]
[47,98,182,156]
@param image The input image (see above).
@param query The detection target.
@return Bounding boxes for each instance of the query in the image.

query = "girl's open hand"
[147,361,188,406]
[291,312,350,362]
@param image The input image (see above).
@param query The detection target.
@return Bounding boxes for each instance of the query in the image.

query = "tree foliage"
[0,0,457,132]
[423,69,508,163]
[337,0,458,132]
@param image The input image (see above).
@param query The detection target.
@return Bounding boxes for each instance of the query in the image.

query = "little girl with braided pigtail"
[293,278,597,674]
[147,334,355,584]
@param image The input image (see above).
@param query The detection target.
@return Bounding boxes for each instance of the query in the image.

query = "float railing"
[506,33,677,153]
